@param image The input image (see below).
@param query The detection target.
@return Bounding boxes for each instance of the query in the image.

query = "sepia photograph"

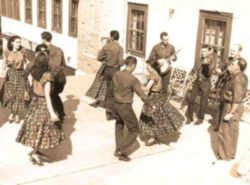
[0,0,250,184]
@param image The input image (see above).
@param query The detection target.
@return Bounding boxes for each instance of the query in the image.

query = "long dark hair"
[7,35,22,51]
[31,53,50,81]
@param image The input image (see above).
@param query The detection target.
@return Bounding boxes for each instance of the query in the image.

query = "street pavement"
[0,74,249,185]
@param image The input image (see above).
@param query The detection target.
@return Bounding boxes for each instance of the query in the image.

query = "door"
[194,10,233,70]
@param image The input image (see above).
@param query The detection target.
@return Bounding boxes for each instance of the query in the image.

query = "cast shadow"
[42,94,80,162]
[0,105,9,128]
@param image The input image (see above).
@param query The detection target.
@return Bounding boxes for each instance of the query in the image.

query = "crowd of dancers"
[0,29,248,165]
[86,30,248,162]
[0,32,66,165]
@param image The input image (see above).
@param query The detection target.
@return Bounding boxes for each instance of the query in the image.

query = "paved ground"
[0,74,249,185]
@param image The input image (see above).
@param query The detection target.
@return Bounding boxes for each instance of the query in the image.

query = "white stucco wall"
[1,0,78,69]
[94,0,250,86]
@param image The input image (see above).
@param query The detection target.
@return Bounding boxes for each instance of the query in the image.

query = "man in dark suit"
[41,32,66,122]
[185,46,216,125]
[96,30,124,118]
[112,56,153,161]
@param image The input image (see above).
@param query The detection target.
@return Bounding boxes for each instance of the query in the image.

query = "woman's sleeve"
[41,72,53,86]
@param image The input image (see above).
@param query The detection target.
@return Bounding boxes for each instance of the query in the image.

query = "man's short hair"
[160,32,168,39]
[110,30,119,40]
[125,56,137,66]
[41,31,52,42]
[237,57,247,72]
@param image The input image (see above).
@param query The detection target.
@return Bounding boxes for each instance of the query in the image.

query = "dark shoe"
[118,154,131,162]
[185,117,193,124]
[114,150,122,157]
[106,110,115,121]
[89,101,100,108]
[194,119,203,125]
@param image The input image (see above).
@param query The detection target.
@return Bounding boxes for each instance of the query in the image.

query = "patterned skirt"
[139,92,184,143]
[16,95,65,150]
[3,69,28,117]
[85,65,107,103]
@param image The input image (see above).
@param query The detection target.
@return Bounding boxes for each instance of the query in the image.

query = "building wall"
[78,0,250,87]
[1,0,78,69]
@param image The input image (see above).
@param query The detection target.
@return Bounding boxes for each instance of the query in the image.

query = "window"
[25,0,32,24]
[0,0,7,16]
[52,0,62,33]
[38,0,46,28]
[194,10,233,70]
[69,0,79,37]
[1,0,20,20]
[126,3,148,57]
[9,0,20,20]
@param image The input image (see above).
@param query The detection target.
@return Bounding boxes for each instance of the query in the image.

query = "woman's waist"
[32,90,45,98]
[8,68,25,72]
[32,91,45,99]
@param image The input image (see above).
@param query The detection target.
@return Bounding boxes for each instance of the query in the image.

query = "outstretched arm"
[45,82,59,122]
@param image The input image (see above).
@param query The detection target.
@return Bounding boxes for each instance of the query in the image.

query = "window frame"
[126,3,148,58]
[52,0,63,33]
[25,0,32,24]
[0,0,7,17]
[37,0,47,28]
[1,0,20,20]
[194,10,233,70]
[68,0,79,37]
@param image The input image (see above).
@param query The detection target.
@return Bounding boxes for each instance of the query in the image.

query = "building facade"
[0,0,250,83]
[0,0,78,69]
[78,0,250,84]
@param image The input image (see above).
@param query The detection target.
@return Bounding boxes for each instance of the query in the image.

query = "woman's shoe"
[15,115,20,123]
[118,154,131,162]
[32,154,44,166]
[8,114,14,123]
[29,151,44,166]
[37,152,52,163]
[145,138,158,146]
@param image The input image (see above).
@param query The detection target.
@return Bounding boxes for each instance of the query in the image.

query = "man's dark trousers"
[113,102,139,155]
[103,66,119,120]
[186,80,211,121]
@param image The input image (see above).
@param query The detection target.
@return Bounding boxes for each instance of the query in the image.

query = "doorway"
[194,10,233,70]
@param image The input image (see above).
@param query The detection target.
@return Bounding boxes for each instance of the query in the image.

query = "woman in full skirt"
[16,53,65,166]
[139,64,184,146]
[2,35,30,123]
